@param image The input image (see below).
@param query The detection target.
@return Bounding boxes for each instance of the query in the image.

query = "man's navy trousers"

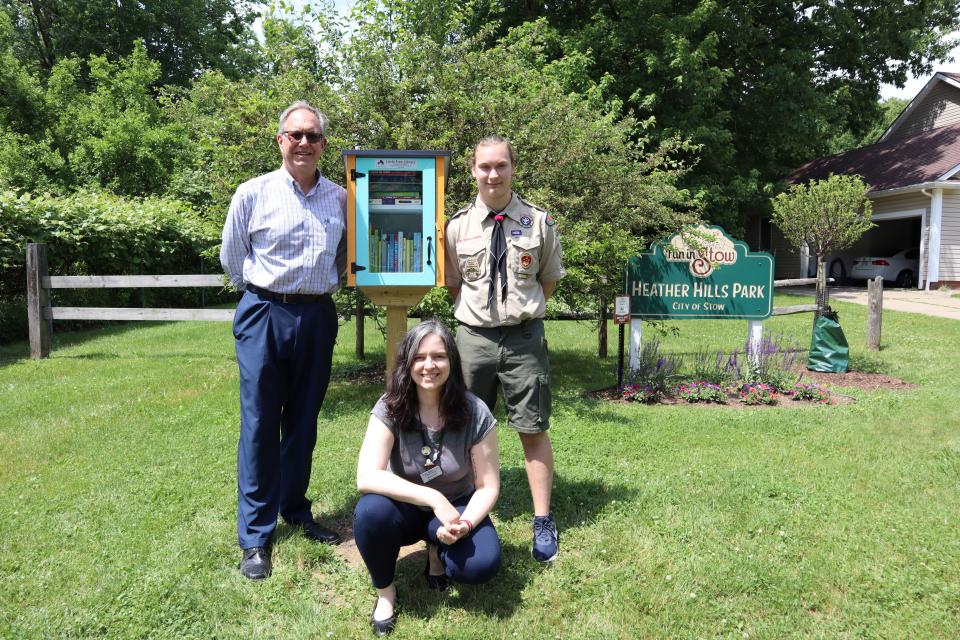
[233,289,338,549]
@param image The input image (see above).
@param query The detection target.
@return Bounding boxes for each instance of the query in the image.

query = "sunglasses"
[282,130,324,144]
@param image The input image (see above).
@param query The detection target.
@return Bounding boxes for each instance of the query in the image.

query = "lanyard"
[419,426,445,469]
[418,411,445,469]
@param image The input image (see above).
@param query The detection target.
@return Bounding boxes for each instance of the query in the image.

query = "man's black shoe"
[299,520,342,545]
[240,546,271,580]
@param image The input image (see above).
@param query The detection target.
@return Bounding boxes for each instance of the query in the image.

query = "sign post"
[624,225,774,368]
[613,296,630,390]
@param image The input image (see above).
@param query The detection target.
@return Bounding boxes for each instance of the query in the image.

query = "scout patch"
[511,229,523,236]
[463,254,482,280]
[520,253,533,269]
[520,215,533,227]
[545,214,556,226]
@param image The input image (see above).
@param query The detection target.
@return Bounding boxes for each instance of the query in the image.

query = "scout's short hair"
[472,135,517,166]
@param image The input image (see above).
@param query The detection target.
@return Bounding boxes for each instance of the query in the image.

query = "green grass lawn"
[1,293,958,639]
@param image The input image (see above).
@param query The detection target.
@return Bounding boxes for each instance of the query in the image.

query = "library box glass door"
[354,156,437,286]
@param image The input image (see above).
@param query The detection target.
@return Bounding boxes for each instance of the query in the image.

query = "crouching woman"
[354,320,501,636]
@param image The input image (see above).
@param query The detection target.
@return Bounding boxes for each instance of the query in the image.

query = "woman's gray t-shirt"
[371,392,496,503]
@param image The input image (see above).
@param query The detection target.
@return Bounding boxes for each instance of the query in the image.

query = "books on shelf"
[369,228,422,273]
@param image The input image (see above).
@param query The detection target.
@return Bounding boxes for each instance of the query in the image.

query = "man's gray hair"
[277,101,329,136]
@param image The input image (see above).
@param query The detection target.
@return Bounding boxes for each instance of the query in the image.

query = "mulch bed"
[588,369,915,408]
[798,369,916,391]
[340,361,914,407]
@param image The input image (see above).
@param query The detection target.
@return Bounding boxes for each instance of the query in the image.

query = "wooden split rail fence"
[26,243,231,359]
[26,243,880,360]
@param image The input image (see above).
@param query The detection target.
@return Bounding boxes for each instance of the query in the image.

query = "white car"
[849,248,919,288]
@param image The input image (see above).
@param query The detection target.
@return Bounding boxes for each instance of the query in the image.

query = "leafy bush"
[412,287,456,332]
[676,381,727,404]
[0,190,223,343]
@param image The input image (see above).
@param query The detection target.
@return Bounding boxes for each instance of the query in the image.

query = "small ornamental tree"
[771,174,874,310]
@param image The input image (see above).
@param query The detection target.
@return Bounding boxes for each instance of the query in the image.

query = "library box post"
[342,149,451,374]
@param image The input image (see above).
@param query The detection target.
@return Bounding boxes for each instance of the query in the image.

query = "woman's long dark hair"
[383,320,470,433]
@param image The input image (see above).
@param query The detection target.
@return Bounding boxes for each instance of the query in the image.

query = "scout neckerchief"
[487,208,508,308]
[418,411,445,483]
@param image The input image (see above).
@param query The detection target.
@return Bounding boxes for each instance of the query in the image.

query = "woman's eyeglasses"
[283,130,324,144]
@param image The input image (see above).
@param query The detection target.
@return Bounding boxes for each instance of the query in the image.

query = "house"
[749,71,960,288]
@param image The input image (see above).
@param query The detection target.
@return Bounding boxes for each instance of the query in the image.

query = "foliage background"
[0,190,222,342]
[0,0,957,342]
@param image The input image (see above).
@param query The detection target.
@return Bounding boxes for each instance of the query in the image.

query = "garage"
[779,71,960,289]
[816,216,923,287]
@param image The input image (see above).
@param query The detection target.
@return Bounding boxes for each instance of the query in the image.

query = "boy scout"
[444,135,565,562]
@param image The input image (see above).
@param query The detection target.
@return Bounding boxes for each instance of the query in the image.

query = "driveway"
[788,286,960,320]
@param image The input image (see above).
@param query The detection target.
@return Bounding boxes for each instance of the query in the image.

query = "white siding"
[890,82,960,139]
[939,190,960,280]
[870,192,928,216]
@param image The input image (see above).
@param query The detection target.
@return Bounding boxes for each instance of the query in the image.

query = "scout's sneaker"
[532,514,559,562]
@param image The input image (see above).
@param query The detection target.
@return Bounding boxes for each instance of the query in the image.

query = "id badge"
[420,465,442,483]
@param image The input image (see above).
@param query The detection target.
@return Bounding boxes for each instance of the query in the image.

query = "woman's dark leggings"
[353,493,501,588]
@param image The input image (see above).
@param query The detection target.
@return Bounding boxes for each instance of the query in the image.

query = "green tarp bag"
[807,308,849,373]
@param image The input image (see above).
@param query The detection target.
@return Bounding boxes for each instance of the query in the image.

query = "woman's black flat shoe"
[370,596,397,637]
[423,558,450,592]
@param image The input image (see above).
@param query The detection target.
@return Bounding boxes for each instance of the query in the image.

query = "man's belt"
[246,284,331,304]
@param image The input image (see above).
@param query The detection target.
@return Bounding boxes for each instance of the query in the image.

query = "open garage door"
[819,212,924,287]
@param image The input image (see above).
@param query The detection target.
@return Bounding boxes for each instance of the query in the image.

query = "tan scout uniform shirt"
[445,193,565,327]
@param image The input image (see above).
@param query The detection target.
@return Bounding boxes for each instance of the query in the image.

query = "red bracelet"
[460,518,474,532]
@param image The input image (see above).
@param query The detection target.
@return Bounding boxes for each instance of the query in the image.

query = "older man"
[221,101,346,580]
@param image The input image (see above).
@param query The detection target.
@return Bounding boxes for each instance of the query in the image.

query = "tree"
[828,97,911,154]
[0,11,66,192]
[1,0,259,86]
[457,0,960,232]
[326,12,700,355]
[0,36,193,196]
[164,66,343,216]
[771,174,874,309]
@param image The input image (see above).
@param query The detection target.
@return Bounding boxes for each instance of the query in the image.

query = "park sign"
[625,225,774,319]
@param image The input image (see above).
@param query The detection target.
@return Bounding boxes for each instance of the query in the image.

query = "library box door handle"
[426,236,433,266]
[351,262,366,273]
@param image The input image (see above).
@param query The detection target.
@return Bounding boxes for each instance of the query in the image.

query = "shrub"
[0,189,223,343]
[676,381,727,404]
[412,287,456,332]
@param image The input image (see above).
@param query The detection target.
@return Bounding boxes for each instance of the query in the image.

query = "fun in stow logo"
[663,225,738,277]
